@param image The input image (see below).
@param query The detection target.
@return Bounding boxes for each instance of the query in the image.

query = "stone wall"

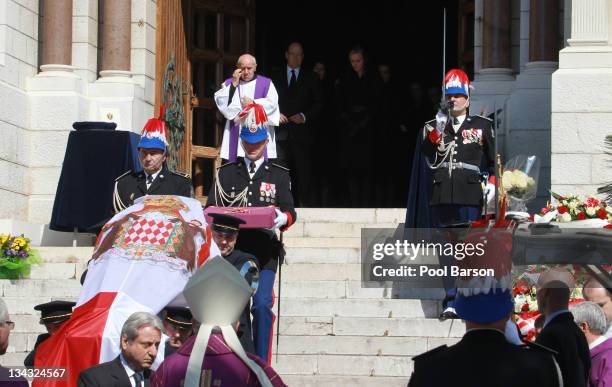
[0,0,156,227]
[552,0,612,198]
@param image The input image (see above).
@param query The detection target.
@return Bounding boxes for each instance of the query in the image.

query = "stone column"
[482,0,511,69]
[529,0,559,62]
[567,0,608,46]
[40,0,73,72]
[99,0,132,78]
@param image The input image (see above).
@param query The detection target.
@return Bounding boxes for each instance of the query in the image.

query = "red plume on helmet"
[138,105,169,150]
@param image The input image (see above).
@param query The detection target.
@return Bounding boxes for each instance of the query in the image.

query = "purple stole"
[224,75,271,161]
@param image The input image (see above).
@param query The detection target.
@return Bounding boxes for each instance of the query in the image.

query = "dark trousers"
[276,139,313,207]
[430,204,480,308]
[252,269,276,364]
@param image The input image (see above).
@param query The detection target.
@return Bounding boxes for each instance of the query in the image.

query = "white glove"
[435,110,448,134]
[485,183,496,204]
[273,208,288,230]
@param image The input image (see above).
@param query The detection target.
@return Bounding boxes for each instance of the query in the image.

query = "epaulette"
[520,340,558,356]
[271,163,290,172]
[411,345,448,362]
[216,162,237,170]
[171,170,191,179]
[115,170,132,182]
[471,114,493,122]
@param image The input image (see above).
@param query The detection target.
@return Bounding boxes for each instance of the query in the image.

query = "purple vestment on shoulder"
[151,333,286,387]
[590,337,612,387]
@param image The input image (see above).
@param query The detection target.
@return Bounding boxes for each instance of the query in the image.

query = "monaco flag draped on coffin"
[33,195,220,387]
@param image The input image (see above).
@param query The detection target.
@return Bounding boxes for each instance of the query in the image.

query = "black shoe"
[439,307,458,321]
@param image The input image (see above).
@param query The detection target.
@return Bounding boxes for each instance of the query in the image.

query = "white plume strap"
[184,324,273,387]
[185,323,213,387]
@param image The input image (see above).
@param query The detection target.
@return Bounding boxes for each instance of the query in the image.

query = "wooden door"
[156,0,255,202]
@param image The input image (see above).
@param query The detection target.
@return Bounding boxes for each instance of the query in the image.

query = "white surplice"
[214,76,280,159]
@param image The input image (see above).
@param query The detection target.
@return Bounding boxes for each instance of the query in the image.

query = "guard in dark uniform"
[24,300,76,367]
[162,306,194,358]
[209,213,260,355]
[113,109,192,213]
[206,103,296,364]
[409,289,562,387]
[422,69,495,319]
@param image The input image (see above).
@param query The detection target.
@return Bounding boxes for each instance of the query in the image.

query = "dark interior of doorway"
[255,0,461,208]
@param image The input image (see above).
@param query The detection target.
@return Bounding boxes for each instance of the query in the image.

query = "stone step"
[282,263,362,281]
[280,375,409,387]
[283,237,361,248]
[272,354,413,377]
[29,262,79,279]
[276,335,459,356]
[284,247,360,264]
[1,352,27,367]
[280,298,439,319]
[332,317,465,338]
[294,208,406,225]
[285,223,400,238]
[36,246,93,262]
[1,279,82,298]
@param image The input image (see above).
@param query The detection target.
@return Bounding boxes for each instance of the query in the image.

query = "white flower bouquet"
[502,155,540,213]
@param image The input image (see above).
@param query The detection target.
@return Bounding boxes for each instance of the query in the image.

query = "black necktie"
[289,69,296,87]
[249,162,256,174]
[452,117,460,125]
[133,373,143,387]
[146,175,153,185]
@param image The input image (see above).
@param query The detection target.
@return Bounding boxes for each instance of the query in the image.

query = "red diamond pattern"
[123,218,175,246]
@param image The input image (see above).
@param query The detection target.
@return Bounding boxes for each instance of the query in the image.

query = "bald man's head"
[584,278,612,324]
[236,54,257,82]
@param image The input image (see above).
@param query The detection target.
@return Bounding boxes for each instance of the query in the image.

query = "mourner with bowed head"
[78,312,162,387]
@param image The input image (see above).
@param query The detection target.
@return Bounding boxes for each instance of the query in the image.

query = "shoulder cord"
[113,181,127,213]
[425,138,457,176]
[213,171,249,207]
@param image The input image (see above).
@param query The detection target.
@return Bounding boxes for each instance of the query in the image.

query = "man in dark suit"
[273,42,322,207]
[536,269,591,387]
[78,312,162,387]
[409,288,562,387]
[24,300,76,367]
[206,103,297,363]
[113,111,192,213]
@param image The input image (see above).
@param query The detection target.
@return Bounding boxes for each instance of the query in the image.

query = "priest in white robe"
[214,54,280,161]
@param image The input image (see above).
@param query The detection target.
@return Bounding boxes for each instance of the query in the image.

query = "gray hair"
[120,312,163,342]
[0,298,8,323]
[571,301,608,335]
